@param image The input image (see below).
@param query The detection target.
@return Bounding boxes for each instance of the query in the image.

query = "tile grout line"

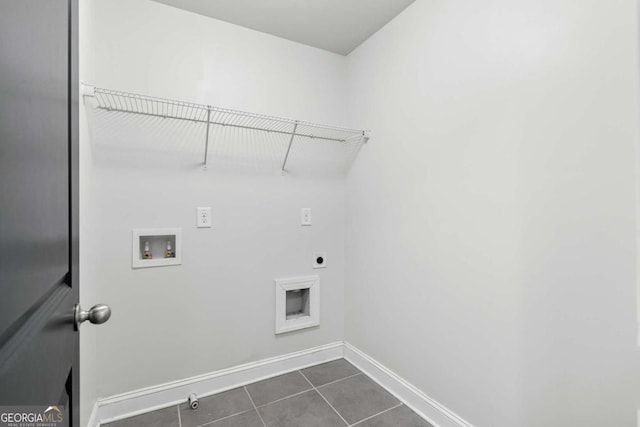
[244,386,267,427]
[349,403,403,427]
[299,370,350,427]
[255,388,313,409]
[249,371,362,410]
[189,381,318,427]
[170,367,363,427]
[315,372,363,389]
[196,409,254,427]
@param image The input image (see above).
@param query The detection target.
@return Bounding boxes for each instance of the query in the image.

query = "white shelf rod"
[88,103,354,144]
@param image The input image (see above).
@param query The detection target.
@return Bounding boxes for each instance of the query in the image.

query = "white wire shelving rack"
[82,84,369,171]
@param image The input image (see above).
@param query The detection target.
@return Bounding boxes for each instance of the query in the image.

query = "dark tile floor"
[103,359,433,427]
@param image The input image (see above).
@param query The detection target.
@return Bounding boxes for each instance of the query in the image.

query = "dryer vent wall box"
[286,288,310,319]
[275,276,320,334]
[132,228,182,268]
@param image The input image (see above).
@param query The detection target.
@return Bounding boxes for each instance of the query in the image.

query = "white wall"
[88,0,348,397]
[79,0,98,425]
[345,1,640,426]
[83,0,640,424]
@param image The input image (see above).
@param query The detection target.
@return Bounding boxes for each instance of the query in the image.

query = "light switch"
[197,207,211,228]
[301,208,311,226]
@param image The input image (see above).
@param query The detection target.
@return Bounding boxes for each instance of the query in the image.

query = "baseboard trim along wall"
[343,342,474,427]
[95,342,471,427]
[96,342,344,424]
[87,401,99,427]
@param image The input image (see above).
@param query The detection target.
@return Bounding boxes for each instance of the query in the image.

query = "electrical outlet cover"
[313,252,327,269]
[197,207,212,228]
[301,208,312,226]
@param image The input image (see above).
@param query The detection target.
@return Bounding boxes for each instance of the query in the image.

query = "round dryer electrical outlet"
[313,252,327,269]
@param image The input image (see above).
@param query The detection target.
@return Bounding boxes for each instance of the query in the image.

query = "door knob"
[74,304,111,330]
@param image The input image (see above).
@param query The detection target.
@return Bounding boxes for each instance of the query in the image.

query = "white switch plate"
[301,208,311,226]
[197,207,212,228]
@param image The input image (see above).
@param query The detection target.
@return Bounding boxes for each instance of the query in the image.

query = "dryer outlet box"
[313,252,327,269]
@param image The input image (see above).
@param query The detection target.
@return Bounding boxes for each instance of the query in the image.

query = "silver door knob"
[74,304,111,330]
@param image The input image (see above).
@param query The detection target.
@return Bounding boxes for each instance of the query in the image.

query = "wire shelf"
[83,85,368,172]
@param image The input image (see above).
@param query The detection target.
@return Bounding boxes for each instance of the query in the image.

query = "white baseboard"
[87,401,99,427]
[344,342,474,427]
[97,342,343,424]
[95,341,471,427]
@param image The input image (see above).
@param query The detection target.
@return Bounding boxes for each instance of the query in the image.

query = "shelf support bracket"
[80,82,95,98]
[203,106,211,167]
[281,121,299,173]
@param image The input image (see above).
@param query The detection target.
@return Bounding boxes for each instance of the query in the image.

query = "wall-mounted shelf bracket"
[281,121,299,173]
[203,106,211,168]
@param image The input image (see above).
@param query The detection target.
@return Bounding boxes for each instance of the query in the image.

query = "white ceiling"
[152,0,416,55]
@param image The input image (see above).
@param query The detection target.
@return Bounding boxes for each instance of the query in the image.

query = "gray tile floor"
[103,359,433,427]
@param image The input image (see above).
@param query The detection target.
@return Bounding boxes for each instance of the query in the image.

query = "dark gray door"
[0,1,79,426]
